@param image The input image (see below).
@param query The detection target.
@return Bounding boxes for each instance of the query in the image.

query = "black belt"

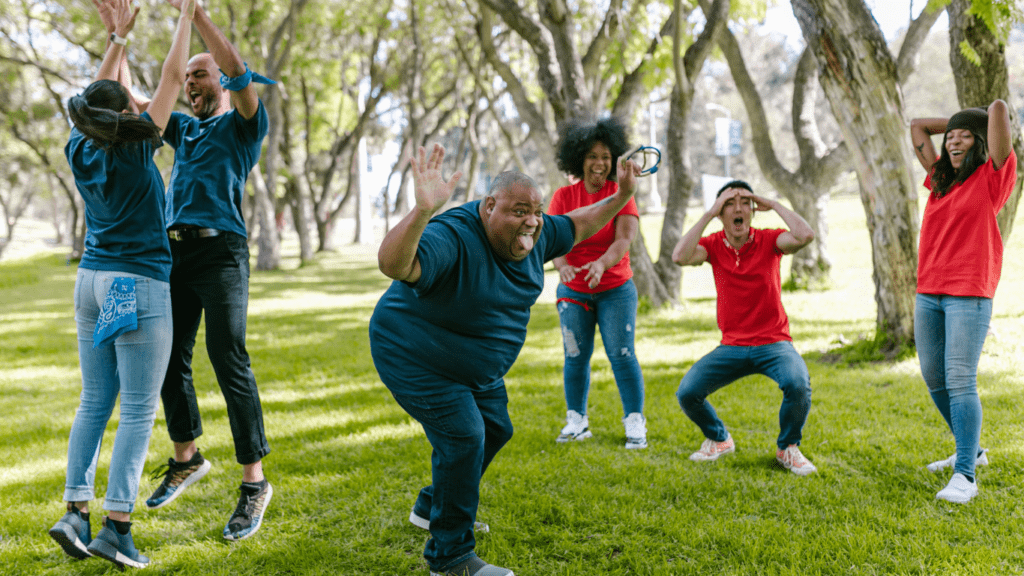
[167,228,222,241]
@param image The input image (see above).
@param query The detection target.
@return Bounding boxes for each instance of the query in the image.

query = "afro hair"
[556,116,631,181]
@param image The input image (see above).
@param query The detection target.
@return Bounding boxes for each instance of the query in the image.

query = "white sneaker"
[776,444,817,476]
[926,449,989,472]
[556,410,593,443]
[936,473,978,504]
[623,413,647,449]
[689,435,735,462]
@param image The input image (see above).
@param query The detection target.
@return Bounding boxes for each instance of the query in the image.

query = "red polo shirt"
[699,228,790,346]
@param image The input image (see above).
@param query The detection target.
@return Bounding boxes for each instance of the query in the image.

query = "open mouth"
[189,90,202,108]
[517,231,535,252]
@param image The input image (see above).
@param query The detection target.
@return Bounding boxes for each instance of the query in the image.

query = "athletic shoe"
[145,451,212,510]
[556,410,593,443]
[776,444,817,476]
[409,509,490,533]
[926,449,989,473]
[223,480,273,541]
[430,555,513,576]
[623,412,648,449]
[48,506,92,560]
[86,517,149,569]
[689,435,735,462]
[936,473,978,504]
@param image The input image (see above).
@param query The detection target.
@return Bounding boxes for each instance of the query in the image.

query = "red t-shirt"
[548,179,640,293]
[699,228,790,346]
[919,153,1017,298]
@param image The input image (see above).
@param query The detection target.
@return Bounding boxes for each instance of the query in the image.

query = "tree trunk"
[786,187,831,288]
[947,0,1024,243]
[250,163,280,271]
[792,0,919,351]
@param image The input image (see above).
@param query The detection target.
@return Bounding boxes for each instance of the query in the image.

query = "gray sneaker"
[430,555,513,576]
[623,412,648,449]
[556,410,593,443]
[48,506,91,560]
[145,451,212,509]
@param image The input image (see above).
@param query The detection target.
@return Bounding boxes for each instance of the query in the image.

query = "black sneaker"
[431,556,514,576]
[48,505,92,560]
[145,451,212,510]
[86,517,150,569]
[222,480,273,541]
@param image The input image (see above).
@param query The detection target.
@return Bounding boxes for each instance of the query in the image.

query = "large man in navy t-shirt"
[144,0,272,543]
[370,144,639,576]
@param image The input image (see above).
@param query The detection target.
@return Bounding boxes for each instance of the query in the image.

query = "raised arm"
[166,0,259,119]
[987,100,1012,171]
[93,0,150,113]
[750,194,815,254]
[378,144,462,283]
[146,0,195,132]
[565,157,640,245]
[672,190,736,267]
[94,0,138,84]
[910,117,947,173]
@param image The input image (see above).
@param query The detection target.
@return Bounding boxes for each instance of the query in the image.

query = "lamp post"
[705,102,731,177]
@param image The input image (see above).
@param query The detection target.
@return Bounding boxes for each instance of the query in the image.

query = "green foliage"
[958,39,982,66]
[819,330,917,365]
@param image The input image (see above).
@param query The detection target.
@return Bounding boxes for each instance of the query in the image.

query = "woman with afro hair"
[909,99,1016,504]
[548,116,648,449]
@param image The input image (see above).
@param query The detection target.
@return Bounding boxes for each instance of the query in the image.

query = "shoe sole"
[689,446,734,462]
[625,439,648,449]
[223,483,273,541]
[936,490,977,504]
[87,538,149,569]
[48,524,91,560]
[409,510,490,533]
[146,459,212,510]
[556,430,593,443]
[776,456,817,476]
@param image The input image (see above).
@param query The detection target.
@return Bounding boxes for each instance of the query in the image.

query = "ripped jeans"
[556,280,644,416]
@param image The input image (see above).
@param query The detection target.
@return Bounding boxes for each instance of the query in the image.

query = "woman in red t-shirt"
[909,100,1016,504]
[549,117,647,449]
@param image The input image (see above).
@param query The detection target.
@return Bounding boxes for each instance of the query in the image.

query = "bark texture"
[947,0,1024,242]
[792,0,920,349]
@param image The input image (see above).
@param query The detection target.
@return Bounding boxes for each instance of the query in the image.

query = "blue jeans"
[676,341,811,450]
[915,294,991,478]
[65,269,172,513]
[162,233,269,465]
[393,385,514,572]
[556,280,644,416]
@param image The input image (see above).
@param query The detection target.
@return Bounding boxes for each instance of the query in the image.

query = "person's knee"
[676,378,702,408]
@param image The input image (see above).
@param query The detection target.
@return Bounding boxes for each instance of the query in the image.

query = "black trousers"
[161,232,270,465]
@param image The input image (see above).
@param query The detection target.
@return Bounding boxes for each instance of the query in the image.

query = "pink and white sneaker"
[776,445,817,476]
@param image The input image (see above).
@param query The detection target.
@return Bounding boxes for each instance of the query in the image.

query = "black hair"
[930,129,988,197]
[488,171,538,196]
[67,80,161,150]
[556,116,631,180]
[715,179,753,197]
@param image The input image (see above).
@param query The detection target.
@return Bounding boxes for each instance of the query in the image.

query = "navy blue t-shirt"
[369,200,576,396]
[65,114,172,282]
[162,103,269,237]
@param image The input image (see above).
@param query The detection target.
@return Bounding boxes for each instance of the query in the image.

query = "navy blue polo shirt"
[369,200,575,396]
[162,102,269,237]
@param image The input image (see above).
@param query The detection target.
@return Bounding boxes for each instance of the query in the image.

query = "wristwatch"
[109,33,128,46]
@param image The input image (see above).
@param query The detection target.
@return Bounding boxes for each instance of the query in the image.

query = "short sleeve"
[542,213,576,262]
[548,185,572,216]
[162,112,188,149]
[990,152,1017,209]
[698,235,718,266]
[407,220,459,296]
[232,101,270,143]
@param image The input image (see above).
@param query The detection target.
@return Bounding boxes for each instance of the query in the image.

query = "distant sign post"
[713,117,742,177]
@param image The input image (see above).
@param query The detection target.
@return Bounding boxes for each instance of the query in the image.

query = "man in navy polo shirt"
[371,144,639,576]
[144,0,273,542]
[671,180,818,476]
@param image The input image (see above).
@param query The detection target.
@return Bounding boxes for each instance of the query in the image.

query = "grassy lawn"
[1,193,1023,575]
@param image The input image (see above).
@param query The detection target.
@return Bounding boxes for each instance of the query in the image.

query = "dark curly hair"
[556,116,631,181]
[930,130,988,197]
[67,79,161,150]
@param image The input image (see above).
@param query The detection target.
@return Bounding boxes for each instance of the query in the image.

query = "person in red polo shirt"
[909,100,1015,504]
[671,180,817,475]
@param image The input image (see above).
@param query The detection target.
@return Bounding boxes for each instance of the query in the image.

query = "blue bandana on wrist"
[93,277,138,348]
[219,63,277,91]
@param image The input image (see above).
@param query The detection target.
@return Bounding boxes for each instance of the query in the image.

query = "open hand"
[92,0,116,33]
[558,265,580,284]
[110,0,140,38]
[746,192,775,212]
[411,144,462,215]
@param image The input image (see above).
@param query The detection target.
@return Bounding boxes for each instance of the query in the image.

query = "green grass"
[2,194,1024,575]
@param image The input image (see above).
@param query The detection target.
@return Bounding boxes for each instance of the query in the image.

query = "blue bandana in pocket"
[93,277,138,348]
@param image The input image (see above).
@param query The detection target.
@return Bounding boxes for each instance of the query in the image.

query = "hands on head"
[411,144,463,215]
[710,188,773,216]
